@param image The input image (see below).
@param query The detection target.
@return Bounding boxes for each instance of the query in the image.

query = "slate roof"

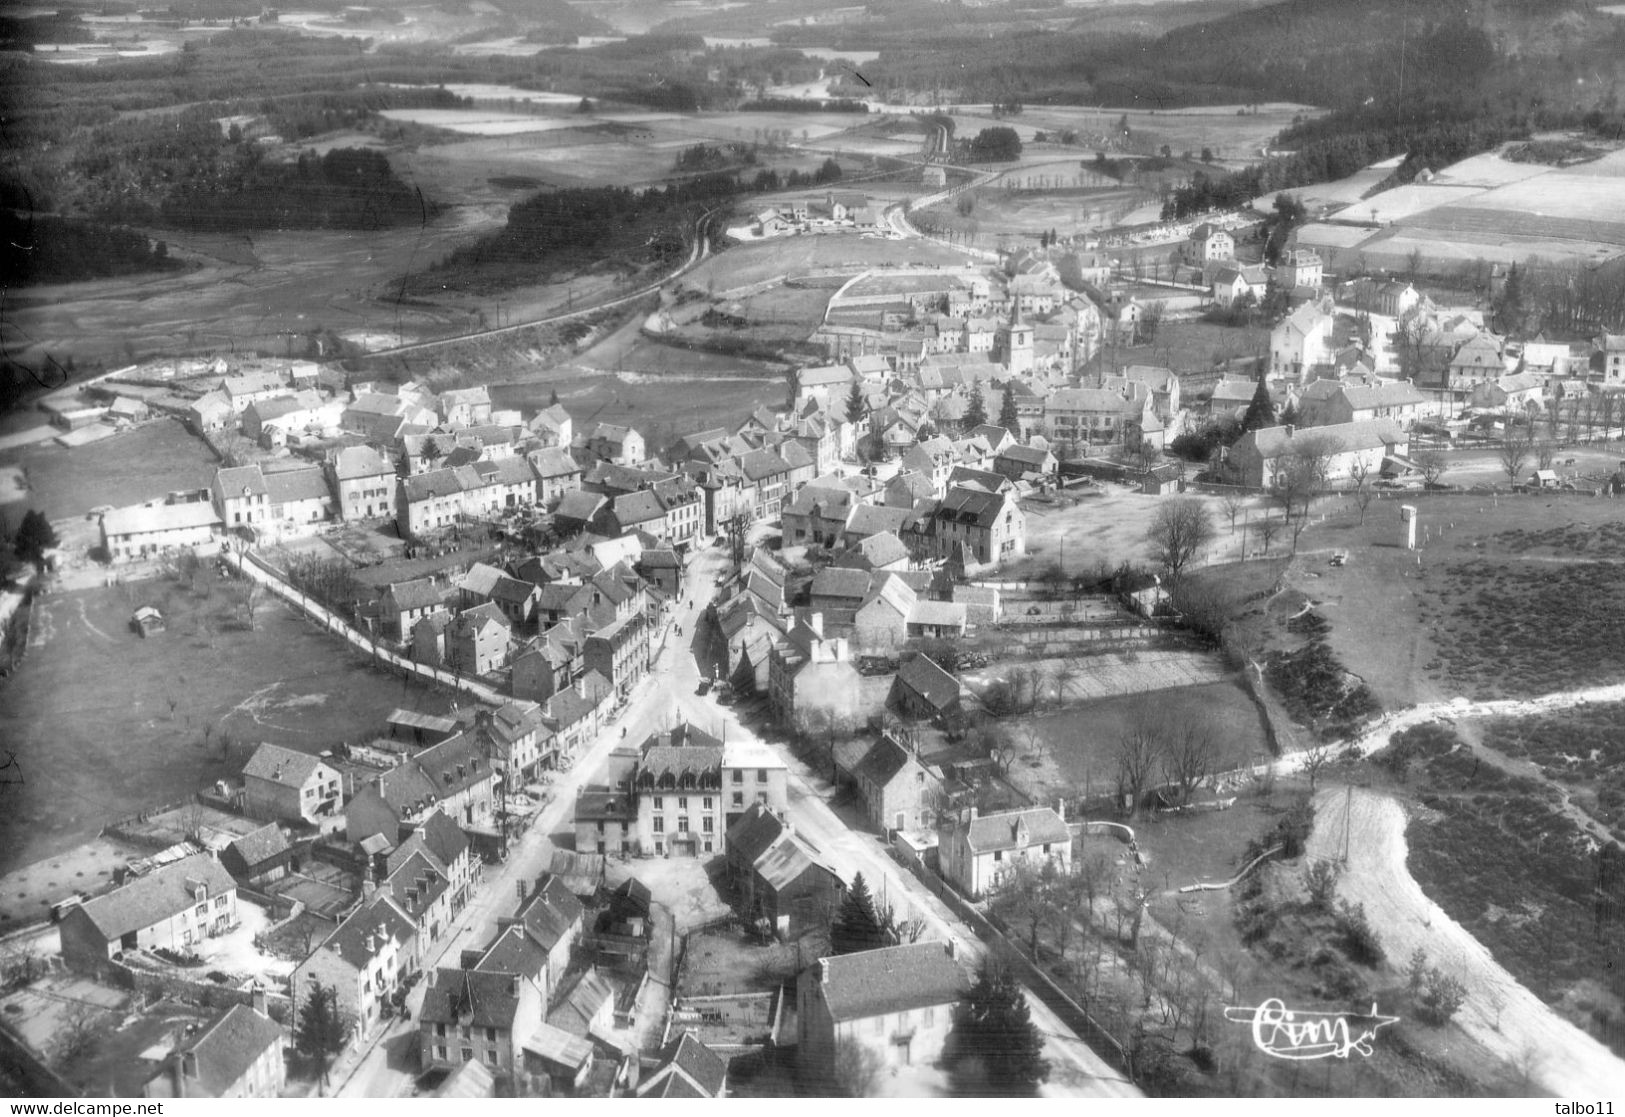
[545,968,614,1035]
[334,445,393,480]
[1239,418,1404,460]
[935,486,1010,528]
[387,850,449,922]
[150,1004,283,1098]
[739,448,792,482]
[611,490,665,527]
[725,803,787,868]
[515,873,584,950]
[853,733,914,790]
[421,968,527,1030]
[243,742,327,788]
[217,465,269,498]
[316,893,416,971]
[849,530,909,569]
[810,566,872,601]
[907,600,967,629]
[815,942,967,1022]
[894,655,960,711]
[529,447,581,479]
[754,831,836,894]
[417,809,469,870]
[554,490,608,524]
[475,923,549,980]
[226,824,289,869]
[845,503,917,538]
[459,562,505,598]
[74,854,236,941]
[961,807,1071,853]
[644,1032,728,1098]
[264,467,331,504]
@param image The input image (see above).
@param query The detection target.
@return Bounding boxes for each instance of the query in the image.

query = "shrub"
[1334,900,1384,966]
[1418,967,1468,1025]
[1303,860,1340,911]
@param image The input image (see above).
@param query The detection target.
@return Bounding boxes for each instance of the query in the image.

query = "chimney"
[251,981,268,1016]
[968,806,979,822]
[362,879,377,898]
[808,612,823,638]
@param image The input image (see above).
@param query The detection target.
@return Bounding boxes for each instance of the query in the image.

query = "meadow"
[0,577,455,871]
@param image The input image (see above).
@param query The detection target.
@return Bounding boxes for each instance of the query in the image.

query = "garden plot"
[962,648,1230,702]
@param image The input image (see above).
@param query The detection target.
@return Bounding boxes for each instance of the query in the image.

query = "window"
[486,1027,497,1043]
[994,850,1003,862]
[704,840,713,853]
[195,904,207,918]
[678,816,689,833]
[653,796,664,809]
[702,817,714,833]
[655,842,664,855]
[435,1046,448,1061]
[486,1049,498,1067]
[437,1025,447,1038]
[678,797,688,810]
[653,817,665,833]
[732,792,744,807]
[757,792,768,806]
[461,1048,473,1064]
[1043,843,1051,854]
[596,821,605,834]
[732,769,743,784]
[703,797,713,810]
[460,1026,471,1041]
[215,896,227,909]
[757,769,768,783]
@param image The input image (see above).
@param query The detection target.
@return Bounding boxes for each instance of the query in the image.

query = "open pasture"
[0,580,455,871]
[1,419,216,524]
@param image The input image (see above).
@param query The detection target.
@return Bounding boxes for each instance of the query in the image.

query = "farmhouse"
[1296,377,1425,429]
[100,500,223,563]
[329,445,396,521]
[1226,420,1408,488]
[293,895,416,1042]
[59,854,238,971]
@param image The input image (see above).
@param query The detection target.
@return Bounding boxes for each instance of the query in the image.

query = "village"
[3,165,1625,1103]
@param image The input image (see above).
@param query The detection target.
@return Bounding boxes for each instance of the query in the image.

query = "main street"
[331,537,1135,1097]
[331,544,729,1098]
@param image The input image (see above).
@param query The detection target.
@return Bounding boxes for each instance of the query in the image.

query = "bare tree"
[1300,739,1337,792]
[1534,438,1557,471]
[1413,449,1450,488]
[1146,498,1215,584]
[1347,457,1376,523]
[240,581,264,631]
[1114,712,1161,818]
[1497,410,1534,484]
[1254,514,1280,554]
[1160,718,1218,806]
[1219,492,1245,534]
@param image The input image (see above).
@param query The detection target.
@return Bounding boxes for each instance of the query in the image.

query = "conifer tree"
[963,381,988,430]
[953,959,1050,1094]
[998,384,1022,438]
[295,978,348,1092]
[831,872,888,954]
[1240,371,1276,433]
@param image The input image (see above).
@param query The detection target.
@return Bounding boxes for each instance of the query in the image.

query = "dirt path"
[1307,786,1625,1096]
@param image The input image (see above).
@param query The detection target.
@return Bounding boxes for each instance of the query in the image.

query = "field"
[944,183,1148,242]
[1004,680,1268,804]
[0,577,455,872]
[0,419,218,524]
[1243,491,1625,713]
[1473,702,1625,840]
[947,102,1319,166]
[683,231,979,293]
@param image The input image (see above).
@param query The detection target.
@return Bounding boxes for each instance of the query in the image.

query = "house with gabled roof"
[446,602,510,677]
[521,1022,595,1095]
[387,850,452,949]
[59,853,239,972]
[724,804,845,940]
[329,445,395,521]
[419,966,545,1082]
[923,485,1024,568]
[242,743,342,825]
[890,656,963,724]
[1226,419,1407,488]
[219,824,294,887]
[1211,263,1268,308]
[766,613,861,732]
[848,732,940,834]
[938,805,1072,899]
[143,1002,284,1099]
[637,1031,729,1098]
[796,942,967,1078]
[1270,300,1336,381]
[293,892,416,1040]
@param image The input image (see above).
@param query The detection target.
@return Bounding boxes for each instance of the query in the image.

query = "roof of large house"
[815,942,968,1023]
[555,490,608,523]
[1336,379,1425,411]
[934,486,1010,528]
[264,467,331,505]
[317,894,415,971]
[1238,418,1405,460]
[895,655,960,711]
[417,809,469,870]
[853,733,917,791]
[1045,386,1142,415]
[102,501,223,539]
[217,465,269,498]
[421,968,528,1030]
[960,807,1071,853]
[74,854,236,941]
[907,599,967,629]
[452,601,510,635]
[739,448,791,482]
[528,447,581,479]
[334,444,394,480]
[387,851,449,921]
[522,1022,594,1074]
[242,742,327,787]
[515,873,584,950]
[810,565,872,601]
[474,923,549,980]
[846,530,909,570]
[753,830,836,894]
[610,490,665,526]
[384,578,445,612]
[149,1004,283,1098]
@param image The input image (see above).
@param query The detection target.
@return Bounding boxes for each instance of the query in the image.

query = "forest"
[411,172,744,295]
[161,147,431,233]
[0,212,186,286]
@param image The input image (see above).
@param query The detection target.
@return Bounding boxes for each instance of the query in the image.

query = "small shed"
[1532,469,1560,489]
[1140,463,1183,495]
[132,606,166,637]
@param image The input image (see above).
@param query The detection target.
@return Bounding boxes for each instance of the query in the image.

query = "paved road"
[330,545,729,1098]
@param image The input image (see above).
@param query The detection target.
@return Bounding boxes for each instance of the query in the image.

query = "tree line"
[2,212,185,286]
